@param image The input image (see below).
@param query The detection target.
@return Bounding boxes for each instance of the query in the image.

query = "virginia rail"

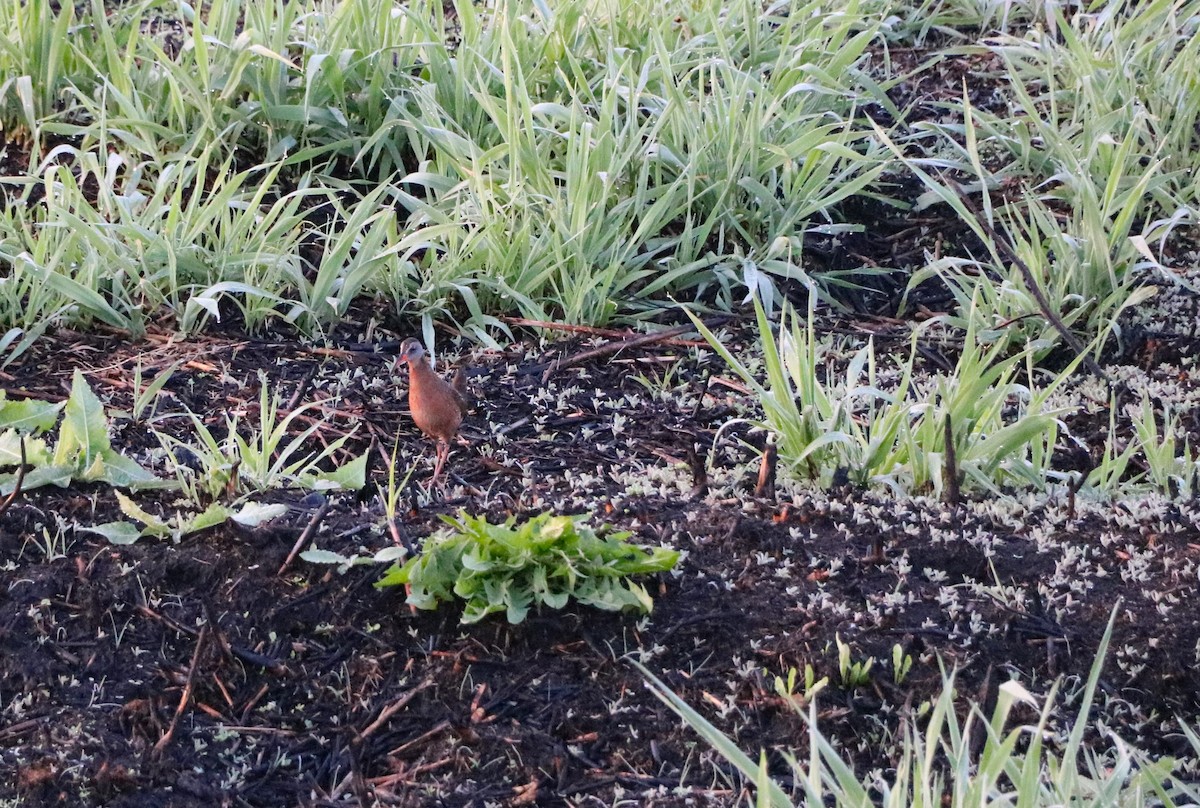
[398,338,468,484]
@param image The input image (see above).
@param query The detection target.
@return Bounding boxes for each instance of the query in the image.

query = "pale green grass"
[0,0,892,346]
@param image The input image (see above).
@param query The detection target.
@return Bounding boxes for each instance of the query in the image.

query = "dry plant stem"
[200,598,235,667]
[0,436,26,518]
[278,497,334,576]
[239,683,270,723]
[495,415,531,438]
[330,680,436,799]
[348,739,371,808]
[137,605,288,676]
[541,318,729,383]
[0,718,42,742]
[755,442,777,500]
[687,444,708,500]
[285,364,320,411]
[384,720,452,757]
[365,757,453,788]
[1067,472,1084,520]
[867,534,885,563]
[504,317,705,347]
[386,510,412,553]
[943,413,961,505]
[358,679,434,740]
[478,456,525,476]
[945,176,1108,380]
[152,625,209,760]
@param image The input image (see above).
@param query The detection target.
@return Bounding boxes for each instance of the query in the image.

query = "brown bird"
[398,338,469,484]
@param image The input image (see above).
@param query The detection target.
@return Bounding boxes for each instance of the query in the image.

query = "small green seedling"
[772,663,829,708]
[835,634,875,689]
[377,511,679,624]
[892,643,913,685]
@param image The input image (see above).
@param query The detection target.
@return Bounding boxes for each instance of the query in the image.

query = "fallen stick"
[541,317,729,383]
[504,317,705,347]
[152,625,208,760]
[136,605,288,676]
[278,497,334,576]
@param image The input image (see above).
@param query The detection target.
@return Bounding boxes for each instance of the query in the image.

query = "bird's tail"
[451,367,472,412]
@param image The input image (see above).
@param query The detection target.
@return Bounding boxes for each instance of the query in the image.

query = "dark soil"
[2,314,1199,807]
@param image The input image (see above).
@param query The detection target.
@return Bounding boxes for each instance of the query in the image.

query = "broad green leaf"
[80,521,144,545]
[372,546,407,564]
[2,464,74,494]
[302,450,368,491]
[96,452,165,488]
[116,491,170,537]
[377,556,418,588]
[540,515,572,541]
[185,502,230,534]
[300,549,354,565]
[79,454,107,483]
[55,371,110,468]
[0,397,63,434]
[0,431,52,467]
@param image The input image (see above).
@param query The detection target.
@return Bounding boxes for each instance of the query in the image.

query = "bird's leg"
[431,439,449,484]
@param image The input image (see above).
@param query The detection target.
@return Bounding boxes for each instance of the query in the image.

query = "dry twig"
[278,497,334,576]
[152,626,209,759]
[0,436,27,519]
[540,317,729,383]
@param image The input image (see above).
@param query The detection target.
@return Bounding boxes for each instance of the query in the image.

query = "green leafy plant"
[0,0,895,350]
[153,373,367,504]
[879,86,1168,360]
[0,370,163,495]
[892,643,914,685]
[377,511,679,624]
[80,493,286,546]
[1130,395,1198,500]
[300,544,409,575]
[112,359,183,424]
[690,296,1075,496]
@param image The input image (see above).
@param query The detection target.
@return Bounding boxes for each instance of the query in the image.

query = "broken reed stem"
[754,442,777,501]
[943,413,961,506]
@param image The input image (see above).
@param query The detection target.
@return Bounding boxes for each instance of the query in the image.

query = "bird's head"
[398,338,427,365]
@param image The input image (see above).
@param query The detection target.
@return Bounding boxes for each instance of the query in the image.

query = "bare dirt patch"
[2,317,1199,807]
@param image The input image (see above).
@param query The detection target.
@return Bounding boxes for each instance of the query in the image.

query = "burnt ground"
[1,310,1199,807]
[2,16,1200,805]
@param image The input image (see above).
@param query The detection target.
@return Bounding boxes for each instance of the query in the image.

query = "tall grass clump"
[986,0,1200,213]
[691,295,1075,497]
[879,94,1167,359]
[863,0,1199,360]
[396,0,892,327]
[1,0,895,346]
